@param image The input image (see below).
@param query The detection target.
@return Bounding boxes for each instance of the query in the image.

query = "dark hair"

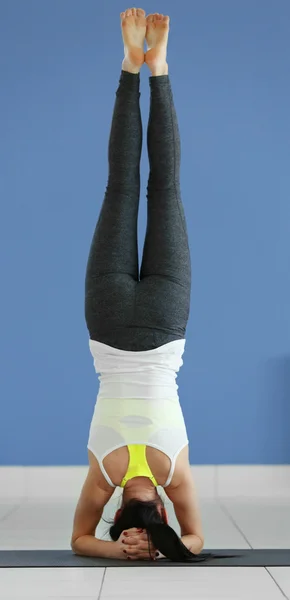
[107,498,233,563]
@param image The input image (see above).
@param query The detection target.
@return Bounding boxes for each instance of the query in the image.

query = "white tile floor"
[0,495,290,599]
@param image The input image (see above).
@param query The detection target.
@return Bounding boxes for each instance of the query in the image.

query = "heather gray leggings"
[85,70,191,351]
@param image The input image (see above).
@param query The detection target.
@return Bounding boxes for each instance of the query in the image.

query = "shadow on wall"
[260,355,290,462]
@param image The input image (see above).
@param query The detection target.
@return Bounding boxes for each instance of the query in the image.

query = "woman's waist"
[91,395,186,431]
[97,373,179,400]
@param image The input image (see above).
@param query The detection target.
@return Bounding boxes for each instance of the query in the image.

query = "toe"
[136,8,145,17]
[126,9,132,17]
[146,14,154,22]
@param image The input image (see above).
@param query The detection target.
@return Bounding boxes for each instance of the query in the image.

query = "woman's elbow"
[71,538,82,556]
[194,536,205,555]
[71,544,79,556]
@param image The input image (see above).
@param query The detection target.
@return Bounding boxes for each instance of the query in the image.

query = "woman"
[71,8,213,563]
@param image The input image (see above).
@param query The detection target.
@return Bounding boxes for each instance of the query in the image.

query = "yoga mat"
[0,549,290,567]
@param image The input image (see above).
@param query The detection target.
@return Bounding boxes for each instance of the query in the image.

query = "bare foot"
[145,13,170,75]
[120,8,147,74]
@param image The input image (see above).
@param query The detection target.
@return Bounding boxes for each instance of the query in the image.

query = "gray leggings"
[85,70,191,351]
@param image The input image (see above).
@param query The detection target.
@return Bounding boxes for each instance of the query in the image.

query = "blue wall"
[1,0,290,466]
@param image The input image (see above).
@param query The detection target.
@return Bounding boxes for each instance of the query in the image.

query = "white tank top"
[87,338,189,488]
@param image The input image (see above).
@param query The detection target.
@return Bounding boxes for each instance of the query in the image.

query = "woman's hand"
[115,527,158,561]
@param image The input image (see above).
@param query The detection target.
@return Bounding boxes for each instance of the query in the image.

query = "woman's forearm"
[181,534,204,555]
[72,534,203,560]
[72,535,116,559]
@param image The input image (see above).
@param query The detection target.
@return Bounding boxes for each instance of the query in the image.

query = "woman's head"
[108,494,212,562]
[121,478,166,513]
[112,491,168,533]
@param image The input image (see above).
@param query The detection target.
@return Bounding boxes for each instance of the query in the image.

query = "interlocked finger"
[125,541,153,552]
[122,529,157,558]
[123,533,149,546]
[124,545,157,560]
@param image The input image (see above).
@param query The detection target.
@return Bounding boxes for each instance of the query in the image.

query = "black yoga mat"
[0,549,290,567]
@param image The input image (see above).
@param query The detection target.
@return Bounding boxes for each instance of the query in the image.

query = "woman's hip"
[85,273,190,351]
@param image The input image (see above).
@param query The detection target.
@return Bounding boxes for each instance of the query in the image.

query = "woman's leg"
[136,15,192,344]
[85,69,142,342]
[85,10,149,346]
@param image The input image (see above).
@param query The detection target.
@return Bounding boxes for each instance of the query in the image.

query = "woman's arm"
[181,534,204,554]
[165,464,205,553]
[71,468,114,554]
[72,535,117,558]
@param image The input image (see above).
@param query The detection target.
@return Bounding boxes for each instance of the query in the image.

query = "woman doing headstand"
[71,8,212,563]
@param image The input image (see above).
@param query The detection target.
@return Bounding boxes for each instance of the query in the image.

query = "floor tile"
[101,566,284,599]
[0,504,19,521]
[0,502,76,530]
[195,499,250,549]
[220,498,290,548]
[0,567,104,598]
[0,529,72,550]
[268,567,290,599]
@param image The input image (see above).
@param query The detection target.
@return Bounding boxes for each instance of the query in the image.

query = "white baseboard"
[0,465,290,500]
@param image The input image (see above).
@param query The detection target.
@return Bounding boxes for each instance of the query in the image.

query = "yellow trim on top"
[120,444,158,488]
